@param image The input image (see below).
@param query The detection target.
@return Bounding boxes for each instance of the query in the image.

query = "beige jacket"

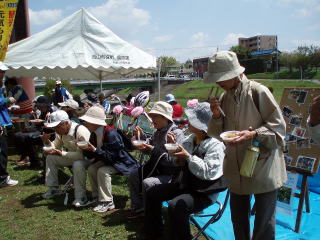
[49,121,91,161]
[208,76,287,194]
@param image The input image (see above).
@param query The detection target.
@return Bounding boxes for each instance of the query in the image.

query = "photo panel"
[282,106,293,118]
[285,133,297,143]
[289,115,303,127]
[296,90,308,104]
[296,155,316,172]
[288,90,301,100]
[292,127,306,138]
[296,138,311,149]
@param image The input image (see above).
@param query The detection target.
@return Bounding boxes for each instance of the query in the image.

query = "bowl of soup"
[220,131,240,142]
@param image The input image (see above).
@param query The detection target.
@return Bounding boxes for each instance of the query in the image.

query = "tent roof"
[4,8,156,80]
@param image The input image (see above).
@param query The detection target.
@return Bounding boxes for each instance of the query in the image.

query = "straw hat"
[149,101,173,122]
[79,106,106,126]
[203,51,245,83]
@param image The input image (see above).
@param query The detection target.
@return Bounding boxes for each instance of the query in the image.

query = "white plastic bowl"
[43,146,54,152]
[220,131,240,142]
[77,141,88,147]
[164,143,179,153]
[132,140,147,147]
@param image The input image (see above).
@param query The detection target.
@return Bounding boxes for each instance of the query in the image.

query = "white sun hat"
[148,101,173,122]
[79,106,106,126]
[185,102,212,133]
[45,110,69,128]
[58,99,79,109]
[203,51,245,83]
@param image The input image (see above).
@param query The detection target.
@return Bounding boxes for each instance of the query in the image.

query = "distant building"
[239,35,277,52]
[193,57,209,78]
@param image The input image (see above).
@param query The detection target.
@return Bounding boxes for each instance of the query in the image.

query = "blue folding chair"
[190,190,230,240]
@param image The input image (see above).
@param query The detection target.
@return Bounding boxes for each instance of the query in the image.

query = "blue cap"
[165,94,175,103]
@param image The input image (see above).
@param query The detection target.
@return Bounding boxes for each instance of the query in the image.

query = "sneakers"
[15,156,30,166]
[72,197,91,208]
[42,187,61,199]
[127,208,144,219]
[93,201,115,213]
[0,176,18,188]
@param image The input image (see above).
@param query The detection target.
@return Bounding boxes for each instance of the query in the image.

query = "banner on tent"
[0,0,18,61]
[276,171,299,217]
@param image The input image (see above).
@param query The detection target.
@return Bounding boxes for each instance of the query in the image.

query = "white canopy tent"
[4,8,157,90]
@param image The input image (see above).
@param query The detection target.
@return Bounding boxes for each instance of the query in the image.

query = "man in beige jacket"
[204,51,287,240]
[41,110,91,207]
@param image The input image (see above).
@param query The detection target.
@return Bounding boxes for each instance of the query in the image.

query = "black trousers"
[230,190,278,240]
[14,131,42,167]
[145,183,212,240]
[0,134,8,180]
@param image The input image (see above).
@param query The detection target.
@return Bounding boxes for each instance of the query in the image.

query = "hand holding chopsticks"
[208,86,226,118]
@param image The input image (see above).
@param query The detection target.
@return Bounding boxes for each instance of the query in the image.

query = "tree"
[309,45,320,72]
[293,46,311,73]
[229,45,251,60]
[280,52,296,73]
[158,56,177,76]
[43,79,73,99]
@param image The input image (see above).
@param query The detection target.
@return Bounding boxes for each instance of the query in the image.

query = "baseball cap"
[45,110,69,128]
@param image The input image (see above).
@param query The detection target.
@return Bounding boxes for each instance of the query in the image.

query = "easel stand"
[287,167,312,233]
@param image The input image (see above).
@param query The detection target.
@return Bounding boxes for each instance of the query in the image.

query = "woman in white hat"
[127,101,185,218]
[143,102,226,240]
[78,106,139,212]
[206,51,286,240]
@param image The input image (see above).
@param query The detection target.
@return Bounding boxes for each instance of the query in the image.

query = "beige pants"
[45,154,90,199]
[88,161,119,202]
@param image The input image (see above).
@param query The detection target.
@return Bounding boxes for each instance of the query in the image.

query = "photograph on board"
[296,155,316,172]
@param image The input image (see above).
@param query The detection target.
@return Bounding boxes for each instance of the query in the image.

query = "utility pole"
[157,58,162,101]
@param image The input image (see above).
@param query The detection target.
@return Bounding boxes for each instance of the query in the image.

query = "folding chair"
[190,190,230,240]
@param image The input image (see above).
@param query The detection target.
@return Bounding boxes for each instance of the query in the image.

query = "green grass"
[0,156,144,240]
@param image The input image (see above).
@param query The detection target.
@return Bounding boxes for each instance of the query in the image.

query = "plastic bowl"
[132,140,147,147]
[77,141,88,147]
[164,143,179,153]
[43,146,54,152]
[220,131,240,142]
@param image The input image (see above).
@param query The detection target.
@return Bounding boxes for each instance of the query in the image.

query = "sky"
[27,0,320,62]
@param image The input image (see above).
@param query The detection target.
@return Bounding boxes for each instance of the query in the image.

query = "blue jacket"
[0,88,11,127]
[84,127,139,176]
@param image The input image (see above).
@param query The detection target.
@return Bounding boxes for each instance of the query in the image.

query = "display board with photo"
[280,87,320,174]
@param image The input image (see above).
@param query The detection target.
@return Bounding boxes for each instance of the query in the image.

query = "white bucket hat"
[149,101,173,122]
[56,80,62,85]
[203,51,245,83]
[165,94,176,103]
[185,102,212,133]
[79,106,106,126]
[58,99,79,109]
[45,110,69,128]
